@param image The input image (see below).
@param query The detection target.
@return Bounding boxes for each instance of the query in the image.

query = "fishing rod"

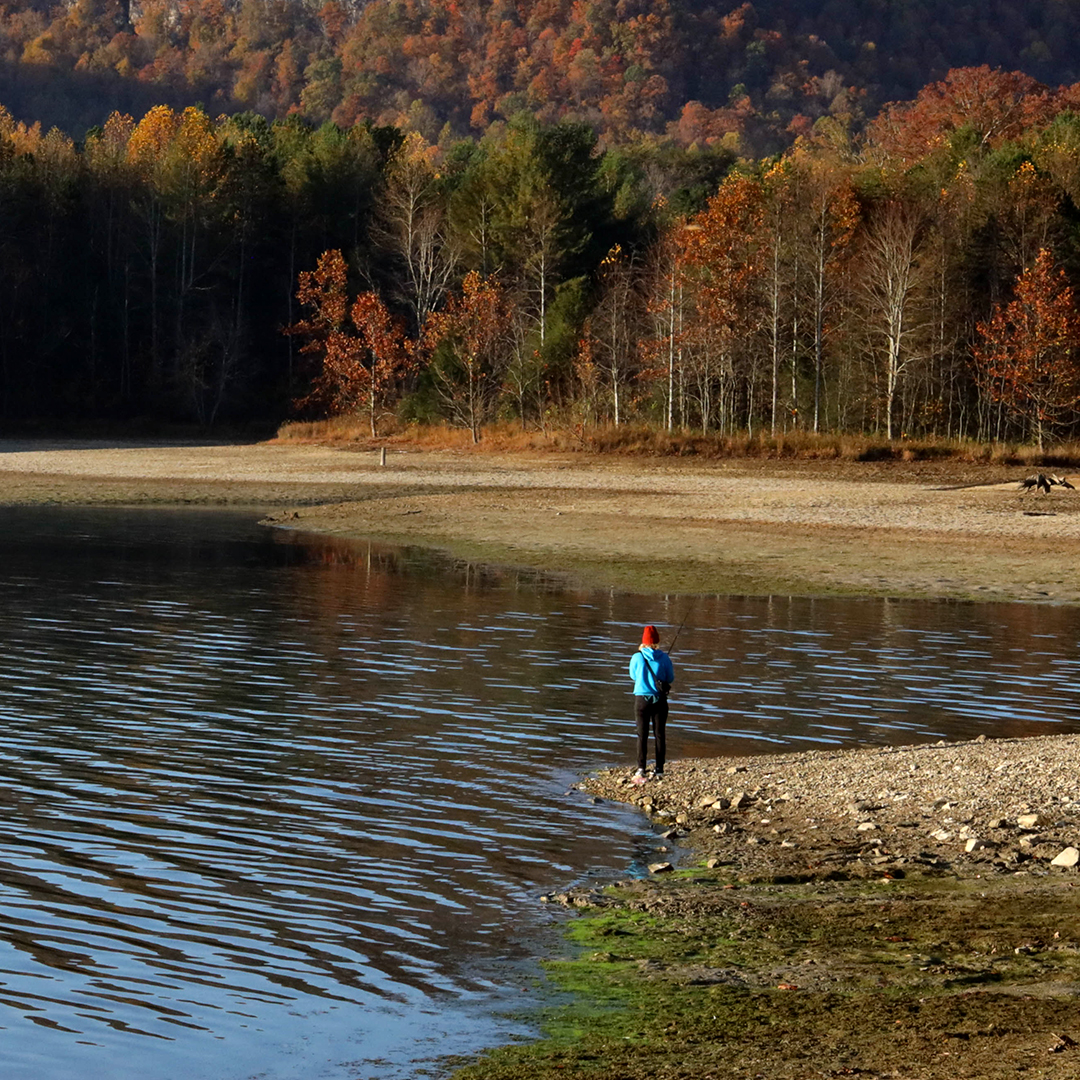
[666,603,694,654]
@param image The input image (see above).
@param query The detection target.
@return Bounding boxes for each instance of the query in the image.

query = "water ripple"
[1,510,1080,1078]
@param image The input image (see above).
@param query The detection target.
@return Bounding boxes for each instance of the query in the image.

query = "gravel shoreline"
[579,734,1080,883]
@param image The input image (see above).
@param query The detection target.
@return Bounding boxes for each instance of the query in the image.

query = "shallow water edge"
[452,732,1080,1079]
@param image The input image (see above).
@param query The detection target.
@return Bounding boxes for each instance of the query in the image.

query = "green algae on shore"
[452,870,1080,1079]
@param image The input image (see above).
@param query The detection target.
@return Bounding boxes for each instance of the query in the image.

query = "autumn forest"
[4,0,1080,445]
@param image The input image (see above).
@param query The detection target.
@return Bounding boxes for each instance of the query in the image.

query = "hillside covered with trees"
[5,1,1080,446]
[3,0,1080,148]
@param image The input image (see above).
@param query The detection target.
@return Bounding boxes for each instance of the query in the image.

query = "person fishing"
[629,625,675,782]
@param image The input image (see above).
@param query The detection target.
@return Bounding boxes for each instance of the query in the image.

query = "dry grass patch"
[274,418,1080,469]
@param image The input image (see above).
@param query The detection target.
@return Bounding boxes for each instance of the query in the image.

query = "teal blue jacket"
[629,646,674,700]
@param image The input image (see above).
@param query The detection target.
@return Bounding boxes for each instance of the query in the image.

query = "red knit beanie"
[642,625,660,645]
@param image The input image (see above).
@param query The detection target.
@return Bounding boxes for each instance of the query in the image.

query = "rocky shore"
[577,734,1080,884]
[460,735,1080,1079]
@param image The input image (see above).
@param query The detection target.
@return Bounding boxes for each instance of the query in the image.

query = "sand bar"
[1,439,1078,602]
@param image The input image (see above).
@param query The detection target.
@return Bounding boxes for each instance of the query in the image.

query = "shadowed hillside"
[2,0,1080,146]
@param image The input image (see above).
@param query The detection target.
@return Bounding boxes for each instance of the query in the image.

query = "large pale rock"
[1017,813,1042,829]
[648,861,674,874]
[1050,847,1080,868]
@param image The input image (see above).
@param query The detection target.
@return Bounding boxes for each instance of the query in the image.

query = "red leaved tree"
[422,271,509,443]
[677,172,765,433]
[289,249,413,436]
[973,247,1080,449]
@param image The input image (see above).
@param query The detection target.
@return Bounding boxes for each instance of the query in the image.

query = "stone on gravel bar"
[578,734,1080,883]
[1051,847,1080,868]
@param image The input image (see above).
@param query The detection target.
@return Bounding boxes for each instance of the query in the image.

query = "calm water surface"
[2,507,1080,1080]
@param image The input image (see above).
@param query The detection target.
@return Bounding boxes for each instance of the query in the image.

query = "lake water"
[2,507,1080,1080]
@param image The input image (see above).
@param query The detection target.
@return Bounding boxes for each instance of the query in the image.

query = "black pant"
[635,695,668,772]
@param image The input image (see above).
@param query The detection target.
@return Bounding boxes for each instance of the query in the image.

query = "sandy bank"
[2,438,1079,602]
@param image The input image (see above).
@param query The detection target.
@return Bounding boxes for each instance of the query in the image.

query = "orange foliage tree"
[290,249,414,436]
[867,66,1053,166]
[422,270,509,443]
[677,172,765,433]
[973,247,1080,449]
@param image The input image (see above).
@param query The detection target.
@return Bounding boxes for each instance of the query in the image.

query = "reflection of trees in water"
[660,592,1080,749]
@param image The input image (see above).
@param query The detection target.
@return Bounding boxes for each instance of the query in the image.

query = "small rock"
[856,821,877,832]
[675,814,689,825]
[705,857,723,869]
[648,861,674,874]
[989,818,1008,829]
[781,840,798,848]
[727,765,747,775]
[965,838,997,853]
[1018,813,1042,829]
[730,791,752,810]
[698,795,719,808]
[1051,847,1080,868]
[931,829,953,842]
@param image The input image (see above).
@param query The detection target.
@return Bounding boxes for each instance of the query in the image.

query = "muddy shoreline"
[454,737,1080,1080]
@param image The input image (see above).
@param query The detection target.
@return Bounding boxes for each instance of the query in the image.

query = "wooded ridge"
[3,0,1080,148]
[6,4,1080,445]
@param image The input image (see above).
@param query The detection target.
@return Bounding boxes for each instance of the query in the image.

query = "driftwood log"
[1019,472,1076,493]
